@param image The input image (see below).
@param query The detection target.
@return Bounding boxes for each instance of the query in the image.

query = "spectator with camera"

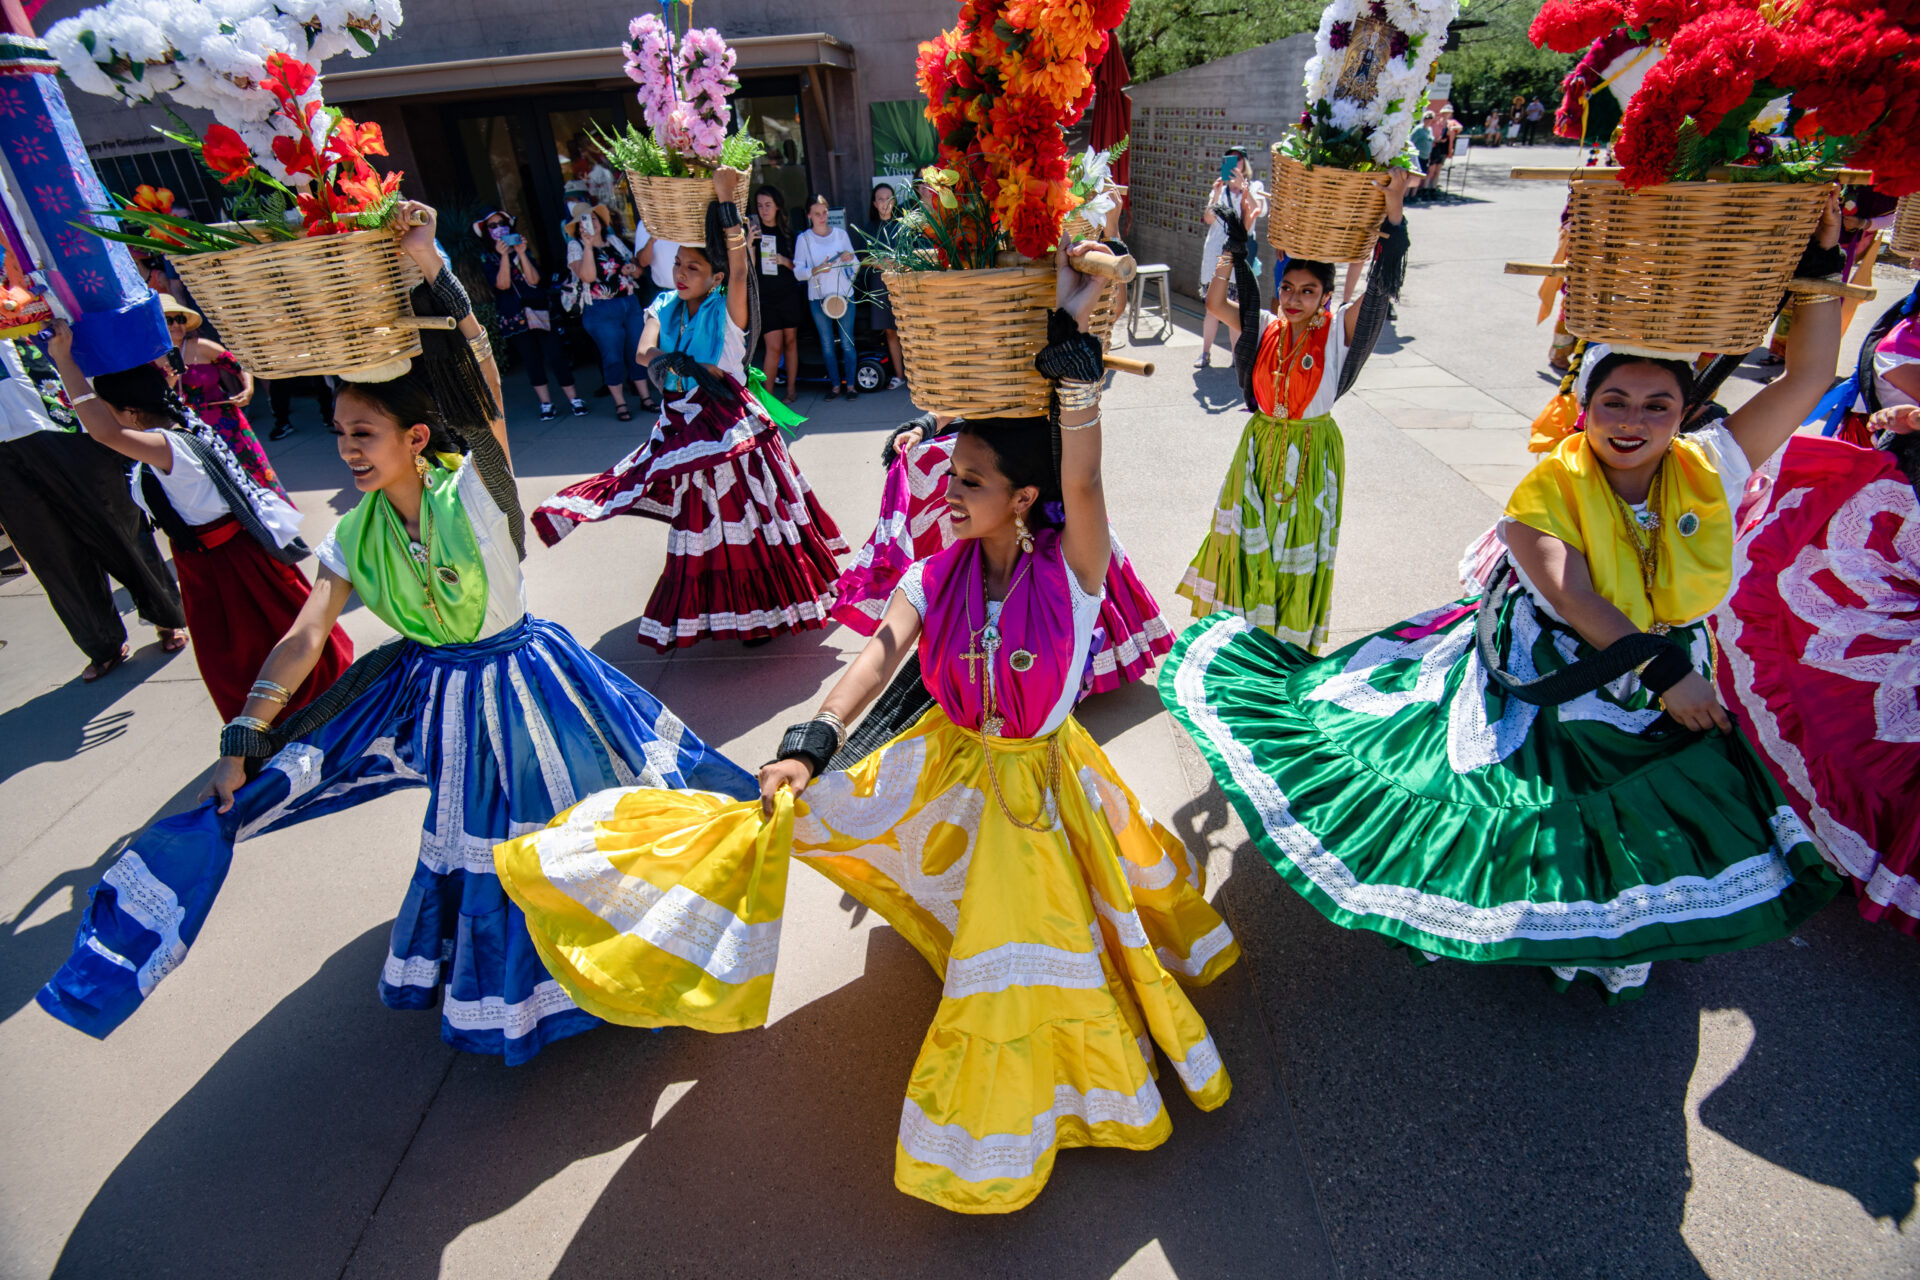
[476,210,586,422]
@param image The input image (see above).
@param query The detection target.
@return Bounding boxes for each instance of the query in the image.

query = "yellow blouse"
[1504,426,1741,630]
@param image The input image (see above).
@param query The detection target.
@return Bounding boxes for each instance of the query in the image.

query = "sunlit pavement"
[2,146,1915,1278]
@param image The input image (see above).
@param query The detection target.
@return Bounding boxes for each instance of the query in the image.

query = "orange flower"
[131,184,175,215]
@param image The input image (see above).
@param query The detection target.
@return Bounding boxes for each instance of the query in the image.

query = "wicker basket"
[170,227,425,380]
[883,264,1121,417]
[1892,194,1920,259]
[625,172,752,244]
[1559,177,1831,354]
[1062,185,1126,242]
[1268,150,1388,262]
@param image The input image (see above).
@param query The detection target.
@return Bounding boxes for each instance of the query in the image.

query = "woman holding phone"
[476,210,586,422]
[751,184,805,402]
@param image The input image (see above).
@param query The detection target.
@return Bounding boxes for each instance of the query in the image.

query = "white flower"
[1751,94,1789,133]
[1329,98,1366,131]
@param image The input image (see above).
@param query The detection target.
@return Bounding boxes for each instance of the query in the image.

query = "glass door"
[546,104,640,242]
[736,85,810,214]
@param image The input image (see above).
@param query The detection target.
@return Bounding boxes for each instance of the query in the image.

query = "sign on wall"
[870,99,941,195]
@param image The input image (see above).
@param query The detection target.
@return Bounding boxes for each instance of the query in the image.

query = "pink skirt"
[533,382,847,651]
[832,434,1173,695]
[1715,435,1920,935]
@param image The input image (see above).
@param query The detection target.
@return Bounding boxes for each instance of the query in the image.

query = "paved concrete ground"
[2,145,1916,1278]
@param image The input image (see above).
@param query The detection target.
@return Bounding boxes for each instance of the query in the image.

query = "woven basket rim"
[173,224,399,269]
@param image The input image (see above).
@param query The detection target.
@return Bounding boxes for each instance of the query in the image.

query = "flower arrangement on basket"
[1531,0,1920,195]
[862,0,1132,416]
[46,0,429,379]
[1062,139,1127,240]
[1521,0,1920,354]
[594,12,762,243]
[1270,0,1457,260]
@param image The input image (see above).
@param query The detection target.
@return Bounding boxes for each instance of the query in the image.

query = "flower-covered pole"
[0,24,166,379]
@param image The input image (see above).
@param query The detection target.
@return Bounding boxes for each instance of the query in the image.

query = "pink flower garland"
[624,13,739,167]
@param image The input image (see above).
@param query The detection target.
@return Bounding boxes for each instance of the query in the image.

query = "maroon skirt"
[170,517,353,722]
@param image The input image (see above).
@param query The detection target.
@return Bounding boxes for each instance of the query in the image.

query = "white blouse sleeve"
[896,561,928,617]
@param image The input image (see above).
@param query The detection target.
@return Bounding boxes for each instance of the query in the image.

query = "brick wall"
[1127,33,1314,301]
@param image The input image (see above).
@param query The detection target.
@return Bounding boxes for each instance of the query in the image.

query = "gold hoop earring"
[1014,512,1034,555]
[414,454,430,484]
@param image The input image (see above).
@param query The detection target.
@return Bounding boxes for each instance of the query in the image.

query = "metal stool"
[1128,263,1173,341]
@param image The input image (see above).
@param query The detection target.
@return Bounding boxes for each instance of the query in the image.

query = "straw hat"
[157,294,202,332]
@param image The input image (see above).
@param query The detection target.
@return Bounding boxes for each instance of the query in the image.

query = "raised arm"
[45,322,174,471]
[204,566,355,812]
[399,202,509,464]
[1046,240,1112,594]
[1342,169,1409,346]
[713,168,752,332]
[1722,195,1846,470]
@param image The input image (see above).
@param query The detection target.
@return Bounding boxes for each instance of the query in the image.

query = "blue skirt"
[37,615,756,1064]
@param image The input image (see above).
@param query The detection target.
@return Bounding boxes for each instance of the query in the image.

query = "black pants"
[0,430,185,664]
[267,376,334,429]
[1520,118,1540,145]
[508,326,575,393]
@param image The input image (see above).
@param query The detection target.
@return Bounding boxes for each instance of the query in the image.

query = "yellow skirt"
[494,705,1239,1214]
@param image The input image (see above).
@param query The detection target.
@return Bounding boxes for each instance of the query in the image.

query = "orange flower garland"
[915,0,1129,258]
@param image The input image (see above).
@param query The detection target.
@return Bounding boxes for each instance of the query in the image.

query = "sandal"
[616,403,633,422]
[82,644,131,682]
[157,627,188,653]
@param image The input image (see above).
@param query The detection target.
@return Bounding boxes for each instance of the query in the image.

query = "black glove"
[775,720,839,781]
[714,198,743,229]
[426,265,474,322]
[1637,644,1694,697]
[1214,200,1251,261]
[1034,308,1104,385]
[648,351,739,406]
[1793,241,1844,281]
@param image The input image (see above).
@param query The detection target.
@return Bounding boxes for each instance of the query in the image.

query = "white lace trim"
[896,1078,1164,1183]
[797,767,981,935]
[794,737,926,840]
[942,937,1107,999]
[1548,963,1652,993]
[1167,1031,1226,1095]
[102,852,188,997]
[381,951,442,990]
[441,979,579,1040]
[1170,616,1812,945]
[1158,921,1236,979]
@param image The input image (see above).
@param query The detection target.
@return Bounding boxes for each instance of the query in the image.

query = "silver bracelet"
[69,391,98,407]
[467,331,494,363]
[813,709,847,749]
[1056,381,1101,411]
[1060,410,1102,433]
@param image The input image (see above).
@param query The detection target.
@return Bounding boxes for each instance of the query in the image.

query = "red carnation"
[200,123,256,185]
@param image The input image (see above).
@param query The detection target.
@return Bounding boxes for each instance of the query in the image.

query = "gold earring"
[414,454,430,484]
[1014,512,1034,555]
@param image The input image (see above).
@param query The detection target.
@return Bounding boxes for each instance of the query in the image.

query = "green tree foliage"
[1119,0,1320,84]
[1438,1,1575,125]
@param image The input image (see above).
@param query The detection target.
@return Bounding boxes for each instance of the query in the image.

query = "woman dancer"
[751,185,806,402]
[496,244,1239,1212]
[161,295,284,497]
[1160,212,1850,999]
[1717,395,1920,936]
[832,412,1173,695]
[477,209,587,422]
[1178,170,1409,653]
[38,204,756,1063]
[48,326,351,721]
[532,174,845,651]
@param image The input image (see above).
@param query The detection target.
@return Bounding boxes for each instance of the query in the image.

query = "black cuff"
[1035,309,1105,384]
[427,265,474,322]
[220,723,277,760]
[1638,644,1693,696]
[715,200,743,229]
[1793,242,1844,281]
[777,721,839,780]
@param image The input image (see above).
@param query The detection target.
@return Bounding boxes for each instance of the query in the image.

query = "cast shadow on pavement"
[0,771,211,1025]
[54,925,1336,1279]
[1214,835,1920,1279]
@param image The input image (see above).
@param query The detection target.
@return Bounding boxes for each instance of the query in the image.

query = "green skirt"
[1160,590,1838,995]
[1177,411,1344,654]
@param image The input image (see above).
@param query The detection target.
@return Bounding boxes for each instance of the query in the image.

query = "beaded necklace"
[959,546,1058,831]
[1607,461,1669,633]
[376,476,458,635]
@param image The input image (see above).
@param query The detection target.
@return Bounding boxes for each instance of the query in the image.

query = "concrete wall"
[1127,33,1313,300]
[32,0,954,217]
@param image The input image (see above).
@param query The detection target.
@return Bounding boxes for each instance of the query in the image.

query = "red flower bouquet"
[84,53,406,255]
[1532,0,1920,196]
[913,0,1129,259]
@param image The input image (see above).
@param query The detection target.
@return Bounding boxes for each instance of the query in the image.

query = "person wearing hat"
[160,294,284,498]
[475,209,587,422]
[564,183,653,421]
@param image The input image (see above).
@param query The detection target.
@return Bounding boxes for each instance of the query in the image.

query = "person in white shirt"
[0,336,186,679]
[1197,149,1267,369]
[792,194,860,401]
